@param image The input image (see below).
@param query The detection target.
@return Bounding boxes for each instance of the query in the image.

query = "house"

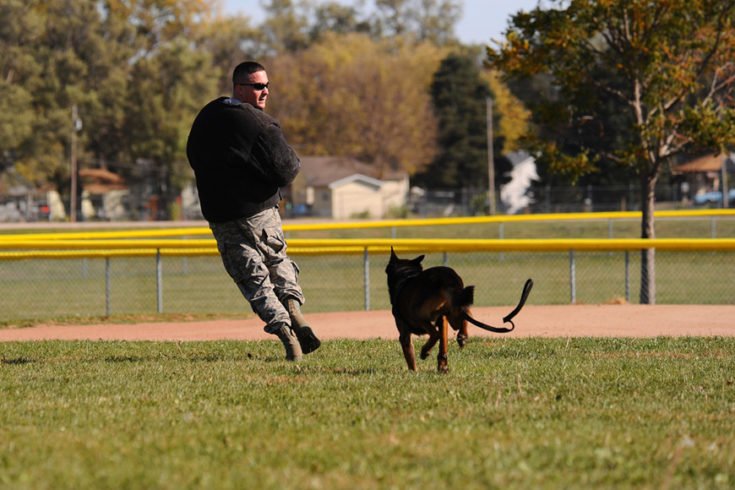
[289,157,409,219]
[79,168,129,220]
[672,153,734,206]
[500,151,539,214]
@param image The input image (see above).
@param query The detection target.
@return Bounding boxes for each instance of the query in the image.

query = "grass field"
[2,338,734,489]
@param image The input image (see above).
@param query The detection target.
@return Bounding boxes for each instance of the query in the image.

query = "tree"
[0,0,219,216]
[8,0,114,195]
[488,0,735,304]
[260,0,311,54]
[309,2,371,41]
[0,1,39,177]
[371,0,462,45]
[195,14,265,95]
[268,33,446,176]
[124,38,215,218]
[258,0,462,54]
[415,53,493,191]
[481,69,531,154]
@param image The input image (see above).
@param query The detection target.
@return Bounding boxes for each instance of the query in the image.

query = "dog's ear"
[412,255,425,264]
[389,247,398,261]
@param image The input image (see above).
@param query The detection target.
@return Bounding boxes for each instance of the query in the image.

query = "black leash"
[503,278,534,326]
[464,278,534,333]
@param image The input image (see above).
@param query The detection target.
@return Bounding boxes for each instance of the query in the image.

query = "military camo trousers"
[210,207,304,333]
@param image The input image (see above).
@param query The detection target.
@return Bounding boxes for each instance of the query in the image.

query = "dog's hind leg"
[457,321,468,348]
[419,319,440,359]
[457,318,470,349]
[399,331,417,371]
[437,316,449,373]
[420,329,439,360]
[449,310,469,349]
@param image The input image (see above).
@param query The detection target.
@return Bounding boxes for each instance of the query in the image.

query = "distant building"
[672,153,734,206]
[79,168,129,220]
[290,157,409,219]
[500,151,539,214]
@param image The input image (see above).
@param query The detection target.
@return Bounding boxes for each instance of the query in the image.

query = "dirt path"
[1,305,734,342]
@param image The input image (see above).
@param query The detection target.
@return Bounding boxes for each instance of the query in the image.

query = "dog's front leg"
[437,316,449,373]
[399,331,417,371]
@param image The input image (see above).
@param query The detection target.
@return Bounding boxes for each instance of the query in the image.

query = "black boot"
[274,325,303,361]
[286,298,321,354]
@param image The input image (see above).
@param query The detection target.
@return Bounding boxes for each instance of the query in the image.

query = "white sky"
[222,0,542,45]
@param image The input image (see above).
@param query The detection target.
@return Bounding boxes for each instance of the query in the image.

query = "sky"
[223,0,541,45]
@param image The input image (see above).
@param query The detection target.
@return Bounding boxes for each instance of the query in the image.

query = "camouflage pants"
[210,207,304,333]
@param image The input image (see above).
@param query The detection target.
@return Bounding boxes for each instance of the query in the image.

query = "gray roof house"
[289,157,409,219]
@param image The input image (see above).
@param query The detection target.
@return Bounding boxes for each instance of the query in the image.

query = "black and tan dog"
[386,248,533,372]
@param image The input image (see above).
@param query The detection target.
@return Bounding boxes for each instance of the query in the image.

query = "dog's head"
[386,248,424,300]
[386,247,424,276]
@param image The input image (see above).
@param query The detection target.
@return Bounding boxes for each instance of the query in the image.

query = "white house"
[500,151,539,214]
[290,157,409,219]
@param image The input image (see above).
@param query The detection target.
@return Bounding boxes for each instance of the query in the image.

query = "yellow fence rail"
[1,208,734,242]
[1,238,734,261]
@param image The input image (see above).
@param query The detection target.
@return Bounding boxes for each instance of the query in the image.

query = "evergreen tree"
[416,54,493,190]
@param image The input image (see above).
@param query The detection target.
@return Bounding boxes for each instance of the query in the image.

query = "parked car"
[694,189,735,205]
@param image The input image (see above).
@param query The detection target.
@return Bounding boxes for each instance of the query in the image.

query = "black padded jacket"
[186,97,300,222]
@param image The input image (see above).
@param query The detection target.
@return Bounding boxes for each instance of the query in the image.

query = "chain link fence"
[1,214,733,322]
[408,183,715,216]
[1,246,732,323]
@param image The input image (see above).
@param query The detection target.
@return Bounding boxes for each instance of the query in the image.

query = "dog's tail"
[454,285,475,307]
[462,279,534,334]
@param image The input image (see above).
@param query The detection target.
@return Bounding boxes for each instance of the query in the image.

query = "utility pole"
[486,97,496,215]
[722,155,730,209]
[70,105,82,222]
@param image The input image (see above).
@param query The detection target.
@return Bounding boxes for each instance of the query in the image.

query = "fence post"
[499,223,505,261]
[624,251,630,303]
[156,249,163,313]
[105,257,111,316]
[363,247,370,311]
[569,250,576,304]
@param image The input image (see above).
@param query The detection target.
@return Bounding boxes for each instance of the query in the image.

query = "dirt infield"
[1,305,733,342]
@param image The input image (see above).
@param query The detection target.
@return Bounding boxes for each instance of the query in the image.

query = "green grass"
[1,338,734,489]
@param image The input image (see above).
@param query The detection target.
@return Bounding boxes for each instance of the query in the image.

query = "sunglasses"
[237,82,269,90]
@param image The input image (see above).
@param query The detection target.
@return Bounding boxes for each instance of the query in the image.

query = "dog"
[385,248,533,372]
